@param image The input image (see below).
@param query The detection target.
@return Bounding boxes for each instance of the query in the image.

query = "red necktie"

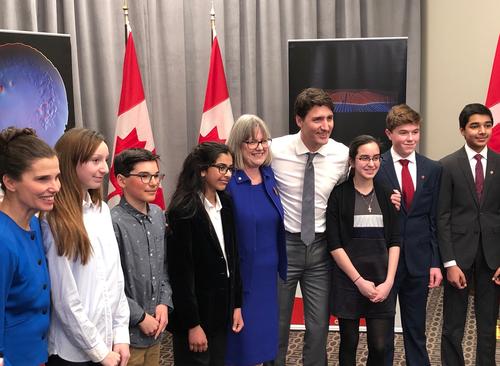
[474,154,484,201]
[400,159,414,209]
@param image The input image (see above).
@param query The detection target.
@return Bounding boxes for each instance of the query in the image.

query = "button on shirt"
[42,194,130,363]
[271,132,349,233]
[201,193,229,276]
[111,197,173,347]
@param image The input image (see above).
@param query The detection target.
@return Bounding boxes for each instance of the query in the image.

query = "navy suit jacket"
[226,165,287,292]
[375,150,442,276]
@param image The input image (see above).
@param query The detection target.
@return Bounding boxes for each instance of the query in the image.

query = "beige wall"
[421,0,500,159]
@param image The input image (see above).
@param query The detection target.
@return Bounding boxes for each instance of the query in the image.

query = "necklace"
[359,189,375,213]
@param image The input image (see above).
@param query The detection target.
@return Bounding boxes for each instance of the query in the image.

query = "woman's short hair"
[0,127,56,191]
[227,114,272,169]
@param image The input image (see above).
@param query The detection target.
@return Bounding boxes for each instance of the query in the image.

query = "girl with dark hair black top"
[167,142,243,366]
[326,135,400,366]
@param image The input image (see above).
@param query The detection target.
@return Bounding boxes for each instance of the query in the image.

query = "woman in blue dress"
[225,114,287,366]
[0,127,60,366]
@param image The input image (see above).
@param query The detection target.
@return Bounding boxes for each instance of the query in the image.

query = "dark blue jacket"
[375,151,442,276]
[227,165,287,292]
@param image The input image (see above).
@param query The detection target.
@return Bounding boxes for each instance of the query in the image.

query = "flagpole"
[122,0,129,45]
[210,1,215,46]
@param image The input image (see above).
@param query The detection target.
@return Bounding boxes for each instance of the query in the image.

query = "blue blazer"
[226,165,287,291]
[375,151,442,276]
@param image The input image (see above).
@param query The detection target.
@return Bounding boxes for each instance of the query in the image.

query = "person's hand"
[100,351,121,366]
[390,189,401,211]
[188,325,208,352]
[446,265,467,289]
[372,281,393,303]
[113,343,130,366]
[232,308,244,333]
[355,277,377,300]
[492,267,500,286]
[138,312,160,337]
[429,267,443,288]
[154,304,169,339]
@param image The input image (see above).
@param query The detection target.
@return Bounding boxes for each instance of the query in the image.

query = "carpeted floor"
[159,287,500,365]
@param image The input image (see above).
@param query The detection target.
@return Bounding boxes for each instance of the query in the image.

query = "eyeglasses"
[209,164,235,175]
[243,139,272,150]
[126,173,165,184]
[357,155,382,163]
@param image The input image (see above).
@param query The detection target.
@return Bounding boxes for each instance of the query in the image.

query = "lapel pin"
[490,170,494,175]
[421,175,425,180]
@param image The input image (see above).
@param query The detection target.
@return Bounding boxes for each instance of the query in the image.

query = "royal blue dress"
[0,212,51,366]
[225,167,287,366]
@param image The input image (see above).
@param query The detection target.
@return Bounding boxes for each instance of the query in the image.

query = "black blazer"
[438,147,500,270]
[375,151,442,276]
[167,191,242,334]
[326,178,400,252]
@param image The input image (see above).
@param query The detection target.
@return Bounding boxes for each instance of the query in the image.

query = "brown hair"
[386,104,421,131]
[0,127,56,192]
[46,128,106,264]
[294,88,334,120]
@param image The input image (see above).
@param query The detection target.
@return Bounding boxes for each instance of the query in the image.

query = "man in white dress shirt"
[268,88,349,366]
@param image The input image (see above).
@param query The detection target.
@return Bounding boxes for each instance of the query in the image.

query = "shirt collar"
[118,196,151,222]
[464,144,488,161]
[82,191,97,209]
[294,132,329,157]
[199,192,222,212]
[390,147,416,164]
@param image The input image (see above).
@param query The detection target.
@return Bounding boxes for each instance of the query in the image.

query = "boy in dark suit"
[376,104,442,366]
[438,103,500,366]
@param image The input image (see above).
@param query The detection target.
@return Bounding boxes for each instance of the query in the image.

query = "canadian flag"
[487,34,500,152]
[107,29,165,209]
[198,26,234,143]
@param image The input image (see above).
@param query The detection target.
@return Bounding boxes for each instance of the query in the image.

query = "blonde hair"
[46,128,105,265]
[227,114,272,169]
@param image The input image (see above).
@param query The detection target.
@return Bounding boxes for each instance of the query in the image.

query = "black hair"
[168,142,232,219]
[349,135,381,160]
[0,127,56,191]
[113,148,160,177]
[459,103,493,129]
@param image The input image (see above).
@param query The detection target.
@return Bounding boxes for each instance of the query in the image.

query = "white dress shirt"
[390,147,417,190]
[42,194,130,362]
[271,132,349,233]
[201,193,229,276]
[443,145,488,268]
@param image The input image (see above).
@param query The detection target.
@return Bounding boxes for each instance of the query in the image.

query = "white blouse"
[42,194,130,363]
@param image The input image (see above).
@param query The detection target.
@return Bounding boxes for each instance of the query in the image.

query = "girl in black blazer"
[326,135,400,366]
[167,142,243,366]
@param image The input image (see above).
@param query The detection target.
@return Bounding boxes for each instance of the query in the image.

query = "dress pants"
[271,232,330,366]
[172,328,227,366]
[441,244,499,366]
[385,259,431,366]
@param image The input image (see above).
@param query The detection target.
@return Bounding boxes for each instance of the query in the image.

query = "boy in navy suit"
[376,104,442,366]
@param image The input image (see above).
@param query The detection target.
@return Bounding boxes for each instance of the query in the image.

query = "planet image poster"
[0,30,74,146]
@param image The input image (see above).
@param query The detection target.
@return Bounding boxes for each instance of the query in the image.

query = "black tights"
[338,317,392,366]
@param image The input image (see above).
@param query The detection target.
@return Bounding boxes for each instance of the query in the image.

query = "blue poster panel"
[0,30,74,146]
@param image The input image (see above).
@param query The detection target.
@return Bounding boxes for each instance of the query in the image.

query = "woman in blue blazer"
[0,127,60,366]
[225,115,287,366]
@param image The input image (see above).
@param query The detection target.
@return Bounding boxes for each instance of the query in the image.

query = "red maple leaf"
[198,126,226,144]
